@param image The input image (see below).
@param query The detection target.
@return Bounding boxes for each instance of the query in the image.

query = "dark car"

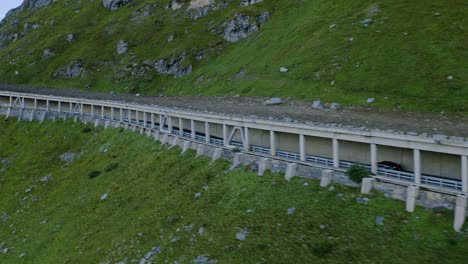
[378,161,403,171]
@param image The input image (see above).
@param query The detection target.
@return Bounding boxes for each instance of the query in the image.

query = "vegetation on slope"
[0,0,466,113]
[0,118,467,263]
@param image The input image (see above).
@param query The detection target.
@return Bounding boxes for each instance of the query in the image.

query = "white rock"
[329,23,337,29]
[367,98,375,104]
[279,67,289,73]
[447,75,454,81]
[100,193,109,200]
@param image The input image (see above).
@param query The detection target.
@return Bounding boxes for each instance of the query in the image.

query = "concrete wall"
[339,140,371,164]
[305,136,333,158]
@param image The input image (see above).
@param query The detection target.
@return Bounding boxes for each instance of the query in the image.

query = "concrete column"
[413,149,421,184]
[270,131,276,156]
[370,143,378,175]
[161,134,169,145]
[299,134,306,162]
[361,178,374,194]
[120,108,123,122]
[29,110,35,122]
[159,115,163,130]
[143,112,147,127]
[94,119,100,127]
[196,144,205,157]
[462,155,468,193]
[168,116,173,133]
[211,148,223,163]
[150,113,155,129]
[80,104,83,115]
[320,170,333,187]
[285,163,298,182]
[191,120,196,139]
[171,137,180,148]
[58,101,61,113]
[101,105,104,119]
[91,105,94,116]
[110,107,114,120]
[46,100,50,111]
[205,122,210,144]
[232,153,244,168]
[179,118,183,136]
[105,121,111,129]
[136,111,139,125]
[132,125,137,132]
[9,96,12,107]
[333,138,340,168]
[405,185,419,213]
[182,141,191,153]
[244,127,250,151]
[223,124,229,146]
[34,99,37,110]
[454,194,467,232]
[128,109,132,123]
[69,102,72,113]
[258,158,270,176]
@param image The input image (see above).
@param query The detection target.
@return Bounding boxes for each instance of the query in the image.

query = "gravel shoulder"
[1,84,467,138]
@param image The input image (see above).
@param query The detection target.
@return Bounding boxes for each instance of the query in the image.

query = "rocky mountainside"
[0,0,466,113]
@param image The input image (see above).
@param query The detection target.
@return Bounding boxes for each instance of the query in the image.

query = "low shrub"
[88,170,102,179]
[312,241,334,257]
[347,165,370,183]
[104,163,119,173]
[82,127,92,133]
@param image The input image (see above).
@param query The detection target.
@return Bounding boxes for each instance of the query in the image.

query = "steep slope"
[0,0,466,113]
[1,118,468,263]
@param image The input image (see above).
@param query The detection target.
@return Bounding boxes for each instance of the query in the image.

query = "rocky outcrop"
[240,0,264,6]
[116,40,128,54]
[2,0,53,22]
[220,12,269,42]
[102,0,132,11]
[53,61,84,78]
[155,55,192,78]
[186,0,229,20]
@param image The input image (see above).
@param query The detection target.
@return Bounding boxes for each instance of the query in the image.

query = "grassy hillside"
[0,118,468,263]
[0,0,466,113]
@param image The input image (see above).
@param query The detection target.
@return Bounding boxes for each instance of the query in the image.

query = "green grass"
[1,118,468,263]
[0,0,466,113]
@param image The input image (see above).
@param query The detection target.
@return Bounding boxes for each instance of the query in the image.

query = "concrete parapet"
[454,195,467,232]
[361,178,374,194]
[132,125,136,132]
[406,185,419,213]
[153,132,160,141]
[139,127,144,135]
[211,148,223,163]
[161,134,169,145]
[232,153,244,169]
[196,144,205,157]
[320,170,333,187]
[29,110,35,122]
[285,163,298,181]
[182,141,191,153]
[258,158,270,176]
[170,137,180,149]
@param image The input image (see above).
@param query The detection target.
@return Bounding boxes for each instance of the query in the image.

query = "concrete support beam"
[170,137,180,149]
[120,108,123,122]
[58,101,61,113]
[94,119,100,127]
[179,118,183,136]
[150,113,155,129]
[46,100,50,111]
[462,155,468,193]
[110,107,114,120]
[223,124,229,147]
[161,134,169,145]
[29,110,35,122]
[128,109,131,123]
[40,111,46,122]
[333,138,340,168]
[285,163,298,181]
[182,141,191,153]
[258,158,270,176]
[196,144,205,157]
[143,112,147,127]
[34,99,37,110]
[168,116,173,133]
[413,149,421,184]
[299,134,306,162]
[153,132,160,141]
[370,143,378,175]
[232,153,244,168]
[191,120,196,139]
[211,148,223,163]
[244,127,250,151]
[101,105,105,119]
[405,185,419,213]
[361,178,374,194]
[454,195,467,232]
[320,170,333,187]
[136,111,139,125]
[205,122,210,144]
[270,131,276,156]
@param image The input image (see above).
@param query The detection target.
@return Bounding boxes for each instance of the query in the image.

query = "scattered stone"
[193,255,215,264]
[1,213,8,222]
[329,103,341,110]
[60,152,77,163]
[329,23,337,29]
[263,98,283,105]
[303,182,309,186]
[139,246,161,264]
[67,33,76,42]
[194,192,202,198]
[198,226,205,235]
[167,35,175,43]
[319,224,326,230]
[376,216,384,225]
[19,252,26,258]
[367,98,375,104]
[447,75,454,81]
[100,193,109,200]
[53,61,84,78]
[328,186,335,191]
[287,207,296,215]
[361,18,374,26]
[356,196,370,204]
[117,40,128,55]
[100,144,110,153]
[43,48,54,58]
[103,0,132,11]
[279,67,289,73]
[246,209,254,213]
[155,55,192,78]
[311,100,323,109]
[240,0,264,6]
[220,12,269,42]
[236,229,248,241]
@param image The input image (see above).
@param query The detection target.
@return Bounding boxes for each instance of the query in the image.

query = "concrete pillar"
[182,141,191,153]
[179,118,183,136]
[101,106,105,118]
[361,178,374,194]
[168,116,173,133]
[132,125,137,132]
[46,100,50,111]
[285,163,298,181]
[94,119,100,127]
[58,101,61,113]
[211,148,223,163]
[205,122,210,144]
[191,120,196,139]
[223,124,229,147]
[370,143,378,175]
[34,99,37,110]
[80,103,84,115]
[196,144,205,157]
[454,195,467,232]
[232,153,244,168]
[270,131,276,156]
[258,158,270,176]
[161,134,169,145]
[333,138,339,168]
[91,105,94,116]
[29,110,35,122]
[150,113,155,129]
[244,127,250,151]
[124,123,129,130]
[143,112,147,127]
[154,132,160,141]
[128,109,132,124]
[170,137,180,148]
[462,155,467,193]
[136,111,139,125]
[120,108,123,122]
[320,170,333,187]
[18,109,23,120]
[405,185,419,213]
[74,116,79,123]
[299,134,306,162]
[110,107,114,120]
[413,149,421,184]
